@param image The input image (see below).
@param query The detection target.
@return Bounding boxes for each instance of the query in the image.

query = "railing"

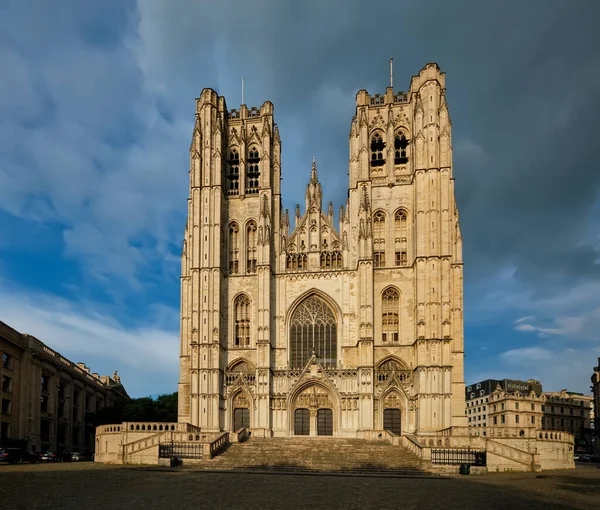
[208,432,229,458]
[401,434,426,460]
[431,449,486,466]
[231,428,250,443]
[159,443,203,460]
[485,439,535,467]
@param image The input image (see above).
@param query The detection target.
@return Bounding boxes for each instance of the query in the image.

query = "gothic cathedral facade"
[178,63,467,438]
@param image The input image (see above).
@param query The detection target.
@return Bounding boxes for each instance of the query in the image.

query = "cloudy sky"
[1,0,599,397]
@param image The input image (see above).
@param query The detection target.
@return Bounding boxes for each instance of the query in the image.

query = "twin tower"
[178,63,467,438]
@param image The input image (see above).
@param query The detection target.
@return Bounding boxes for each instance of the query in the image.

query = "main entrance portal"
[292,385,335,436]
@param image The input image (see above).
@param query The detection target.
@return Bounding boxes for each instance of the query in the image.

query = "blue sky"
[1,0,599,397]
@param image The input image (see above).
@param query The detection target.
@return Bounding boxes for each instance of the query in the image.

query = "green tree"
[88,392,178,427]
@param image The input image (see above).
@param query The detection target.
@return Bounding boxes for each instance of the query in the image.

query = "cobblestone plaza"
[1,463,598,509]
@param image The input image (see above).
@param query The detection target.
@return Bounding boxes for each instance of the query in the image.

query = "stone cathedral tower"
[179,63,467,438]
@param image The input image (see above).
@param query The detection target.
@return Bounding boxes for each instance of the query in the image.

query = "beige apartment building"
[593,358,600,455]
[468,382,593,453]
[0,320,128,453]
[465,378,542,430]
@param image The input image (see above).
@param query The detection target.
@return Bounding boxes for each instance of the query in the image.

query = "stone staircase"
[193,437,430,476]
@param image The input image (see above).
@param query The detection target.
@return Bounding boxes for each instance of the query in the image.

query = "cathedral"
[178,63,467,438]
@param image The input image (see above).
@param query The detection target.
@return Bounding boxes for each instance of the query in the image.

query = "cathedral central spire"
[305,157,323,211]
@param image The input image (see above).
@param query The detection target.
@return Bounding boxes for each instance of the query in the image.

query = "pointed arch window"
[227,148,240,196]
[370,132,386,167]
[290,295,337,368]
[382,288,399,342]
[234,294,251,347]
[246,221,257,273]
[394,210,408,266]
[373,211,386,267]
[229,222,240,274]
[394,133,409,165]
[246,147,260,194]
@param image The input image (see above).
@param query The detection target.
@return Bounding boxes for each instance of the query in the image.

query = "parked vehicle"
[0,448,41,464]
[40,451,58,462]
[71,451,93,462]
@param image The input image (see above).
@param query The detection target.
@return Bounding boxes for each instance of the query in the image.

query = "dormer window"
[246,147,260,194]
[394,133,409,164]
[227,149,240,196]
[370,132,385,167]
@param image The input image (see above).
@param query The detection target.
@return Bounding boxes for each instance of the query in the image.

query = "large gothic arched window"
[394,210,408,266]
[382,288,399,342]
[290,295,337,369]
[234,294,251,347]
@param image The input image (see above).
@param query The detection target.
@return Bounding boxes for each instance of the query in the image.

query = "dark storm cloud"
[202,0,600,294]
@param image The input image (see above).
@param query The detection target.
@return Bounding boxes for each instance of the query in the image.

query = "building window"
[531,404,535,411]
[515,415,520,424]
[40,395,48,414]
[1,376,11,392]
[394,133,409,164]
[382,287,399,342]
[234,294,251,347]
[229,222,240,274]
[1,398,10,414]
[290,294,337,369]
[2,353,10,369]
[370,132,386,167]
[515,402,519,410]
[531,416,535,425]
[493,416,497,425]
[246,147,260,194]
[227,148,240,196]
[394,210,408,266]
[501,415,505,424]
[41,375,49,393]
[246,221,257,273]
[373,211,386,267]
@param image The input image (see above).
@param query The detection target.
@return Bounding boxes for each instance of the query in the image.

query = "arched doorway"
[234,408,250,430]
[289,294,337,369]
[231,391,251,431]
[291,384,336,436]
[383,408,401,435]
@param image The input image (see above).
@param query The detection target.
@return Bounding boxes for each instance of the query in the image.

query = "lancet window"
[394,210,408,266]
[382,288,399,342]
[229,222,240,274]
[290,295,337,369]
[370,132,386,167]
[394,133,409,165]
[246,221,257,273]
[373,211,386,267]
[234,295,251,347]
[320,251,342,269]
[246,147,260,194]
[227,148,240,196]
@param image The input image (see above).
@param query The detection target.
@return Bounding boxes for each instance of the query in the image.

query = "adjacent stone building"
[178,63,468,437]
[543,390,593,454]
[466,378,542,430]
[0,320,128,453]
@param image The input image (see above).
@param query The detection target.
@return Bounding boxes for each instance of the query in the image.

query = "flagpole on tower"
[390,58,393,88]
[242,77,245,105]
